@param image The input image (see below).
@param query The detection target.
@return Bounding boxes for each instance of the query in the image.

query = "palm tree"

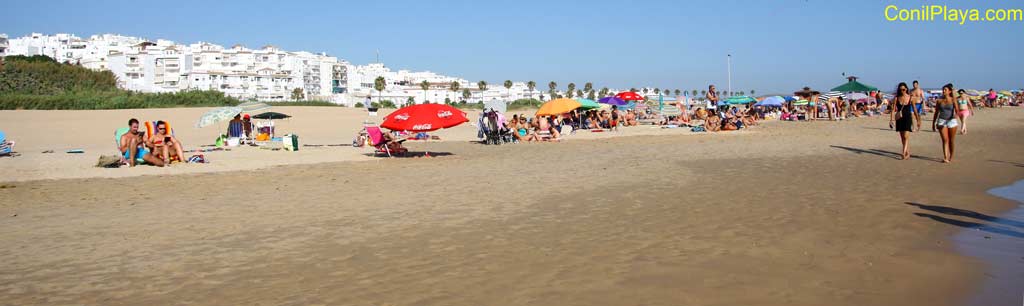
[548,81,557,99]
[567,83,576,98]
[373,76,386,104]
[503,80,513,100]
[477,80,488,102]
[700,90,707,100]
[599,87,609,98]
[642,88,649,95]
[654,88,661,95]
[576,89,583,98]
[462,88,471,102]
[739,91,745,96]
[674,89,681,97]
[630,87,637,93]
[526,81,536,99]
[583,82,593,93]
[750,89,756,96]
[420,80,430,103]
[692,89,698,97]
[586,90,596,100]
[449,81,460,105]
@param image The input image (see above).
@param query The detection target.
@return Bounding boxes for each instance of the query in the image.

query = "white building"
[5,32,550,106]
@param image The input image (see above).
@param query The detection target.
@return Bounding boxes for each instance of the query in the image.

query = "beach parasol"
[484,98,507,113]
[755,96,785,107]
[615,91,645,101]
[598,96,628,106]
[536,98,582,116]
[999,90,1013,96]
[237,101,271,113]
[819,91,842,102]
[575,98,601,110]
[252,112,292,120]
[792,100,811,106]
[381,103,468,132]
[195,106,243,128]
[782,96,797,102]
[845,92,870,100]
[722,96,756,105]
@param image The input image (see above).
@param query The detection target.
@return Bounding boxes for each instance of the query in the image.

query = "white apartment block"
[5,32,552,106]
[0,34,8,57]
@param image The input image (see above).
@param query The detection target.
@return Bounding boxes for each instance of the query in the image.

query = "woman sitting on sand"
[704,110,722,132]
[509,116,536,142]
[624,110,637,126]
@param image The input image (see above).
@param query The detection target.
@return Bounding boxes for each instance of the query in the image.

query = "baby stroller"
[481,110,510,145]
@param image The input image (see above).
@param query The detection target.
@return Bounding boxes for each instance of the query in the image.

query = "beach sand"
[0,107,1022,305]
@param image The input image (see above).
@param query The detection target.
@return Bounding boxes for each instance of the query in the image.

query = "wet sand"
[0,107,1022,305]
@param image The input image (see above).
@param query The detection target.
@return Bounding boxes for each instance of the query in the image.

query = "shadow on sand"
[363,151,455,159]
[830,145,943,162]
[987,160,1024,168]
[906,202,1024,239]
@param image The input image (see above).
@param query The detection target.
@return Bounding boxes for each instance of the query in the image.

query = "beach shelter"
[196,106,243,128]
[615,92,645,101]
[831,79,878,93]
[575,98,601,110]
[598,96,628,106]
[536,98,582,116]
[381,104,469,132]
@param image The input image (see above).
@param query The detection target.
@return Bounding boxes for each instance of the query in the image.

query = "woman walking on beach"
[933,84,960,163]
[956,89,974,135]
[891,82,920,160]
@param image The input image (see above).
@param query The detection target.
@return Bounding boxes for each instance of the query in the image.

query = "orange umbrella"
[536,98,582,116]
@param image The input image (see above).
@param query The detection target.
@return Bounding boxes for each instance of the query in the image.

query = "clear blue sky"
[3,0,1021,93]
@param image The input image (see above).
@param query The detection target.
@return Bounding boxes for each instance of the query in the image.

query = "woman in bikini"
[956,89,974,135]
[932,84,960,163]
[890,82,921,160]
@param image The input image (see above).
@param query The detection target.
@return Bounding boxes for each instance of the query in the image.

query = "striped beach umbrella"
[819,91,842,102]
[196,106,243,128]
[238,101,271,113]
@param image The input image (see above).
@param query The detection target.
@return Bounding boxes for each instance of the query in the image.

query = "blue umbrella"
[755,96,785,107]
[782,96,797,102]
[723,96,757,105]
[598,96,628,106]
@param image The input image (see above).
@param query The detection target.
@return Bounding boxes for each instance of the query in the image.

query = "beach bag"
[281,134,299,151]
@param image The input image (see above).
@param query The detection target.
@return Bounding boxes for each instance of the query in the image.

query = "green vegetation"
[508,98,543,110]
[0,55,238,109]
[266,100,341,107]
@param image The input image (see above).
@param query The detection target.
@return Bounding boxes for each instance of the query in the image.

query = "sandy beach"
[1,107,1022,305]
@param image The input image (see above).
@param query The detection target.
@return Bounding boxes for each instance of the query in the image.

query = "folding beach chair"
[0,131,13,156]
[365,126,407,157]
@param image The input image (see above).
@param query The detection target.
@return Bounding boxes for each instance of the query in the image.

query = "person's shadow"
[906,202,1024,239]
[830,145,942,162]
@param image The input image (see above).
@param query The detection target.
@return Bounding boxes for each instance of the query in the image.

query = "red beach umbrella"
[381,103,469,132]
[615,91,645,101]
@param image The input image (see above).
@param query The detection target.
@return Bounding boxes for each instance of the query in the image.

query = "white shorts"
[936,118,959,128]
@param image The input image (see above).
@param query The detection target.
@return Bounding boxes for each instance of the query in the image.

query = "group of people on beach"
[890,82,974,163]
[118,118,185,167]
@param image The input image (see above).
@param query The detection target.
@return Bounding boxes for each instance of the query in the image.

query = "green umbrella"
[575,98,601,110]
[196,107,242,128]
[831,80,878,93]
[792,100,811,106]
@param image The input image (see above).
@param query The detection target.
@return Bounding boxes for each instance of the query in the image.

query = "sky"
[2,0,1022,94]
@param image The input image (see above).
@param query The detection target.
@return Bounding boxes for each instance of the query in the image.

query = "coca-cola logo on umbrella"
[412,124,433,130]
[437,110,452,118]
[394,113,410,121]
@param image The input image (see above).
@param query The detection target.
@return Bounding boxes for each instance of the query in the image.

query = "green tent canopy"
[831,80,878,93]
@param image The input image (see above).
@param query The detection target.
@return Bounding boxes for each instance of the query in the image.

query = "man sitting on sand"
[147,120,185,166]
[119,118,163,167]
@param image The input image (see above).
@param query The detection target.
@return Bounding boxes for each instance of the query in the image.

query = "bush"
[370,102,381,109]
[354,102,364,108]
[379,100,396,108]
[508,98,544,110]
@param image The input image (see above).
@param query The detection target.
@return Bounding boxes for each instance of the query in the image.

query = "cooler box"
[281,134,299,151]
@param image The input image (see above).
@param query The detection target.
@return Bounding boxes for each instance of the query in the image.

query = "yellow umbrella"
[999,90,1012,96]
[536,98,582,116]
